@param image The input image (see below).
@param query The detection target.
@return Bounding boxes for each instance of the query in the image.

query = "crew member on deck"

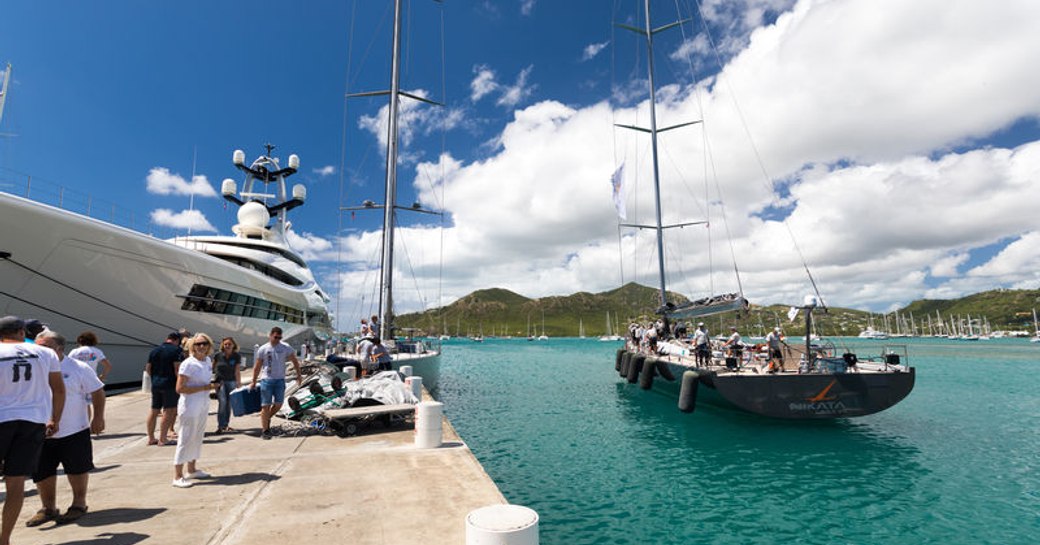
[693,322,710,365]
[723,326,743,363]
[766,327,786,373]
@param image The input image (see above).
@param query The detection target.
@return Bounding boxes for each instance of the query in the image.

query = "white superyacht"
[0,146,334,387]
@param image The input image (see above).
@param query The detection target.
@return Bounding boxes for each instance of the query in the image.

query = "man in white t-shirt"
[0,316,65,545]
[250,327,301,440]
[26,331,105,527]
[692,323,711,365]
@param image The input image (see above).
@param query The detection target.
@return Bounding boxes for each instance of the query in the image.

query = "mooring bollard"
[465,504,539,545]
[414,400,442,448]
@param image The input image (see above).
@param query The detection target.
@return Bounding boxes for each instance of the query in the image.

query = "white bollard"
[344,367,357,381]
[465,504,539,545]
[400,365,413,377]
[405,375,423,400]
[414,400,442,448]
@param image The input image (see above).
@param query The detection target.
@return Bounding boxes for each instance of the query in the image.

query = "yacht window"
[179,284,305,325]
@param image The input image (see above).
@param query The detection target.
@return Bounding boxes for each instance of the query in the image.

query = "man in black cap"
[23,320,47,343]
[0,316,65,545]
[145,332,184,446]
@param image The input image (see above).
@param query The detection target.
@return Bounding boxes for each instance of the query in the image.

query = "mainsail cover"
[660,293,750,319]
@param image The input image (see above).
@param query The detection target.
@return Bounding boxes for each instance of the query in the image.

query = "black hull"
[618,350,915,419]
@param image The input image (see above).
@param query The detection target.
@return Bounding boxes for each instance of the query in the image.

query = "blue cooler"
[230,386,261,416]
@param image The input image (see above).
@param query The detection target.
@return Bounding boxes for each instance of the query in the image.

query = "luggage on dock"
[230,386,261,416]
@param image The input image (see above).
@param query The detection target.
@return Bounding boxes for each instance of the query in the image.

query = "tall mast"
[642,0,669,308]
[379,0,404,341]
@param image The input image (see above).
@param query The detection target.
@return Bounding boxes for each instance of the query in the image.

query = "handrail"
[1,169,184,240]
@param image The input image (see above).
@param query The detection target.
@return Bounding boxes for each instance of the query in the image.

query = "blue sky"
[2,0,1039,329]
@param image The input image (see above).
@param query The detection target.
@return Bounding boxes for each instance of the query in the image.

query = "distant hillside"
[903,289,1040,331]
[393,285,1040,337]
[396,282,689,337]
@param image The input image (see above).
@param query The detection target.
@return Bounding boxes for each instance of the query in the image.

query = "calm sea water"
[431,337,1038,545]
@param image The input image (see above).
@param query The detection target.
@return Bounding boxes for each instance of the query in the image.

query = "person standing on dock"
[68,331,112,382]
[693,323,711,365]
[0,316,65,545]
[212,337,242,434]
[250,327,301,440]
[172,334,219,488]
[26,331,105,526]
[145,332,183,446]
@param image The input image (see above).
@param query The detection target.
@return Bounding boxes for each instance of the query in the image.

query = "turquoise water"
[432,337,1039,545]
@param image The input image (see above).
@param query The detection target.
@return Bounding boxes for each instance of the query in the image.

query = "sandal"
[57,505,88,524]
[26,508,60,527]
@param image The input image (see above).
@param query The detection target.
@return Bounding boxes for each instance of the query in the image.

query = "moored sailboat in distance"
[610,0,914,419]
[1031,309,1040,343]
[599,311,624,342]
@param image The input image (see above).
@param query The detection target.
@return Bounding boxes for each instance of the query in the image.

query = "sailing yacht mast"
[377,0,405,341]
[641,0,669,309]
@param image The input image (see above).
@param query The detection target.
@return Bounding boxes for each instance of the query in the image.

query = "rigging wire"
[688,0,826,306]
[337,0,360,332]
[436,0,447,333]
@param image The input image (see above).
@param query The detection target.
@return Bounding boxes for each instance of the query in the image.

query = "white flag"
[611,163,626,220]
[787,306,799,322]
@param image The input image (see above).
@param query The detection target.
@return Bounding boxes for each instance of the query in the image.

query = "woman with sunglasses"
[172,333,219,488]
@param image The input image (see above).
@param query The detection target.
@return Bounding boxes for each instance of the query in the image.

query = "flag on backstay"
[611,163,626,220]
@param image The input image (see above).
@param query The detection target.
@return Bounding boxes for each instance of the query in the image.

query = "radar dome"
[238,201,270,230]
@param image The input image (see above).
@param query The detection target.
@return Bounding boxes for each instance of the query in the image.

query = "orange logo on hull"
[807,379,838,403]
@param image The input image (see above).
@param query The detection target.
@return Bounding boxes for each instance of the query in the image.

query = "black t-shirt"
[212,351,241,382]
[148,342,183,388]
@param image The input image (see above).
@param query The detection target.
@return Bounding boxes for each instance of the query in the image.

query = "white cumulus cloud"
[150,208,216,232]
[146,167,217,197]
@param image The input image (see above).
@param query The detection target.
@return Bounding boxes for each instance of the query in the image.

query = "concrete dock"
[6,390,506,545]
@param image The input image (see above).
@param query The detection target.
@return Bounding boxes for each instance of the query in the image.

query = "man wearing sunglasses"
[249,327,301,440]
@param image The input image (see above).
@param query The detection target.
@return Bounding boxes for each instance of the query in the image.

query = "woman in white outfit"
[172,333,218,488]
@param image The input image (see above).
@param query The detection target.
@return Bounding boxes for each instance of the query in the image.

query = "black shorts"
[0,419,46,477]
[33,428,94,481]
[769,347,784,360]
[151,386,179,410]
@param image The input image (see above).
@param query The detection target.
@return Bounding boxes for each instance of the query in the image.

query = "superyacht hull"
[0,193,333,387]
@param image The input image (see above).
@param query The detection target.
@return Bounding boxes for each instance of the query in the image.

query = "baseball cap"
[24,319,47,338]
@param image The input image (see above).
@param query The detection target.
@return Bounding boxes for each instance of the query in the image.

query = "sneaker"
[171,478,193,488]
[187,470,210,479]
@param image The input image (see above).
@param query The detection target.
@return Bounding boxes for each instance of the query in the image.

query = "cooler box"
[230,386,261,416]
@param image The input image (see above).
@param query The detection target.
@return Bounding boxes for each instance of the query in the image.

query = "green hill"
[393,285,1040,337]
